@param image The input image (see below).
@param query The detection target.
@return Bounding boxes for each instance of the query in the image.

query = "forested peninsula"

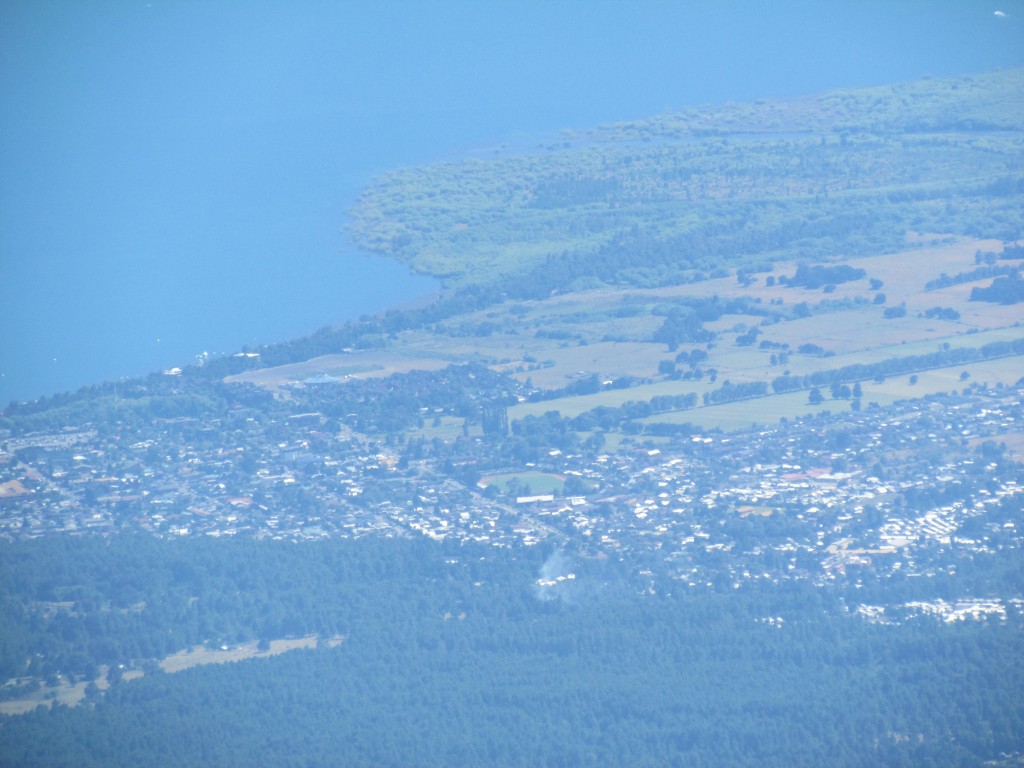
[348,68,1024,287]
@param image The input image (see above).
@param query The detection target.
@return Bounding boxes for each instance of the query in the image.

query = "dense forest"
[1,536,1022,768]
[348,70,1024,289]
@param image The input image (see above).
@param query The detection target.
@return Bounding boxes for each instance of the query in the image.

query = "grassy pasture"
[393,330,550,366]
[846,236,1004,292]
[226,350,453,390]
[479,471,566,494]
[509,326,1023,428]
[509,378,719,421]
[639,355,1024,432]
[866,356,1024,398]
[917,285,1024,331]
[701,344,780,381]
[158,636,319,673]
[404,415,480,443]
[491,237,1019,392]
[760,306,950,356]
[0,676,106,715]
[433,292,662,346]
[504,341,672,390]
[844,236,1022,334]
[762,323,1024,376]
[639,390,852,431]
[560,313,662,343]
[0,635,345,715]
[757,306,1023,361]
[229,237,1021,442]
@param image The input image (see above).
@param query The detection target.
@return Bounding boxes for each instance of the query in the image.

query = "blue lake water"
[2,0,1021,405]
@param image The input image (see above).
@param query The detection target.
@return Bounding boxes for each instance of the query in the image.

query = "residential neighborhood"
[3,375,1020,606]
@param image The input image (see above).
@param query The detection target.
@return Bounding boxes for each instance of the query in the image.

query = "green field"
[229,232,1023,447]
[478,471,566,495]
[236,232,1023,424]
[507,337,1023,433]
[640,355,1024,432]
[404,415,481,442]
[509,378,719,421]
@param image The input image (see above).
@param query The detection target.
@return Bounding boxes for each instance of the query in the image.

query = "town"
[3,367,1021,611]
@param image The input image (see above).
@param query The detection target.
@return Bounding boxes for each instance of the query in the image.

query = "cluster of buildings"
[1,383,1021,604]
[856,598,1024,624]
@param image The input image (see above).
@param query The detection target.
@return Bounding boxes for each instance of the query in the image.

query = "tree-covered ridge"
[347,69,1024,286]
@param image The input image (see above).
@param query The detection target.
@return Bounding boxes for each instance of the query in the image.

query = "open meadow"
[0,635,345,715]
[640,357,1022,432]
[478,471,567,495]
[224,236,1022,438]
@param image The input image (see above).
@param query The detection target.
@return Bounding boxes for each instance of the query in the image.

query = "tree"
[808,388,824,405]
[830,383,851,400]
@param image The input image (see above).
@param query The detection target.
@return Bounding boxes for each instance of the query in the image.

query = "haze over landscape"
[1,2,1024,767]
[2,0,1021,405]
